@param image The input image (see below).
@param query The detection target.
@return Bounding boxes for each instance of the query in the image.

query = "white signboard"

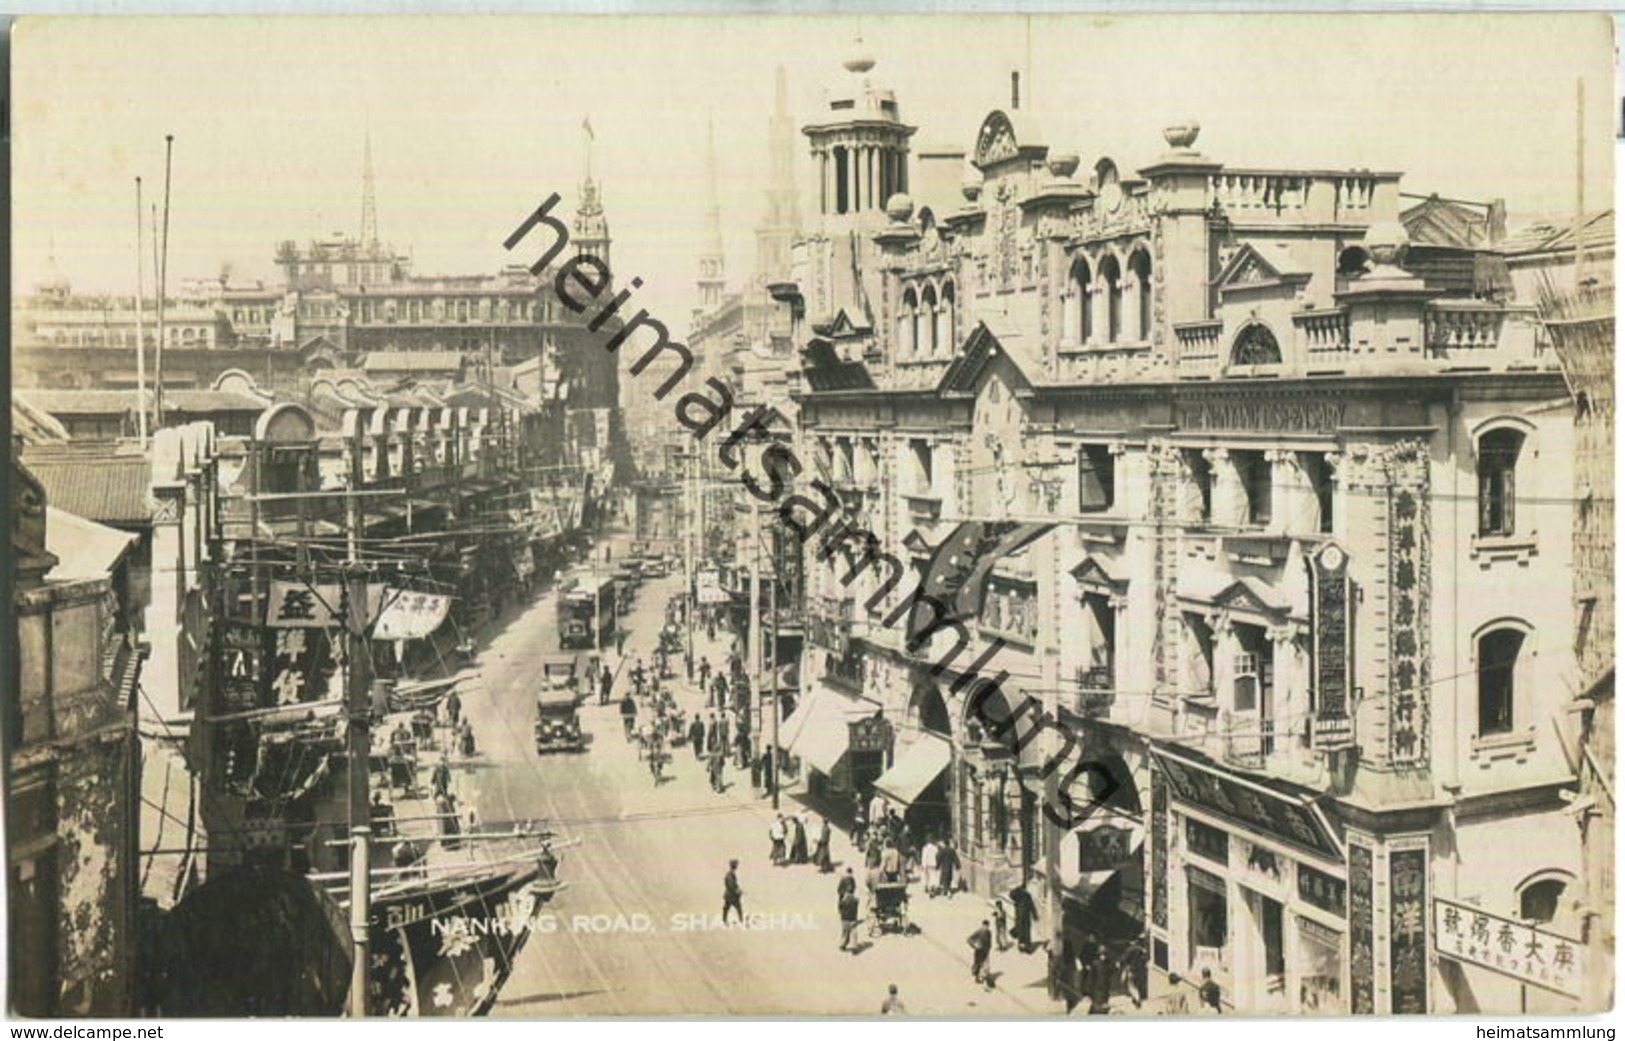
[373,588,453,641]
[696,569,728,605]
[265,581,343,628]
[1433,897,1583,999]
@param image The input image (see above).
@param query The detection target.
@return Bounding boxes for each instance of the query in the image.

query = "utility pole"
[748,503,763,785]
[343,488,374,1019]
[767,515,779,810]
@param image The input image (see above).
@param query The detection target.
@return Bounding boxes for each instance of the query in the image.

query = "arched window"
[1477,427,1525,537]
[1231,323,1282,365]
[1518,876,1569,925]
[901,288,919,357]
[1129,249,1153,340]
[942,281,957,352]
[1101,255,1123,342]
[1069,258,1092,343]
[1477,625,1526,736]
[922,285,939,356]
[1338,246,1371,279]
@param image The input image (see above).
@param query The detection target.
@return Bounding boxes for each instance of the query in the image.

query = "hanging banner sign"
[373,588,453,641]
[266,582,344,629]
[1433,897,1583,999]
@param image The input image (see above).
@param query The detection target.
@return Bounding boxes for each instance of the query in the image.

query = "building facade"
[777,51,1599,1015]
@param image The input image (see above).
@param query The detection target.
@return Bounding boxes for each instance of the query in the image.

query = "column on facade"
[1209,610,1236,718]
[849,146,861,214]
[1266,622,1301,751]
[1205,448,1246,528]
[1089,267,1108,345]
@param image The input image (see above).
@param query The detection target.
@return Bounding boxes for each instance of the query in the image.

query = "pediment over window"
[1070,554,1127,595]
[1208,576,1291,620]
[1214,243,1313,295]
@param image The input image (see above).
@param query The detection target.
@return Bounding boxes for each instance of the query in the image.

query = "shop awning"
[781,683,874,776]
[873,733,952,808]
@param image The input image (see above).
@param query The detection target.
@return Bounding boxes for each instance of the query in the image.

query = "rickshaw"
[869,879,913,936]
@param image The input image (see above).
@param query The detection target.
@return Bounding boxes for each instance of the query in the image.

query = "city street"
[460,535,1056,1016]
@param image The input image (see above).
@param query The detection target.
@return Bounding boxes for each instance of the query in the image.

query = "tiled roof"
[13,398,69,444]
[164,389,268,413]
[1499,211,1614,258]
[362,351,465,373]
[23,452,152,526]
[15,388,147,416]
[45,507,138,580]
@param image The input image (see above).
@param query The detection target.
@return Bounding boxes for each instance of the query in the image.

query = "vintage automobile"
[540,653,586,700]
[535,688,585,753]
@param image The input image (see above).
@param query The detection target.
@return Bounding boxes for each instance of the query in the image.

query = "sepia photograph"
[3,10,1618,1020]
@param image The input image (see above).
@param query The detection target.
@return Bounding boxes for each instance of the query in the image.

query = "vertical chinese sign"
[1389,847,1429,1013]
[1349,842,1375,1014]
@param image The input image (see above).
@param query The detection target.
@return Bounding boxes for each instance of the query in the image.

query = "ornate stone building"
[777,50,1594,1015]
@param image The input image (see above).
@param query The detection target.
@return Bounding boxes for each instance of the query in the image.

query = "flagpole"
[134,177,149,446]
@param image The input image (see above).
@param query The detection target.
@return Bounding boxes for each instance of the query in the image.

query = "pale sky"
[12,13,1616,327]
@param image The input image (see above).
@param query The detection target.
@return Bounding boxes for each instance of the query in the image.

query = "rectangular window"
[1079,444,1116,513]
[1188,865,1229,957]
[1186,818,1229,865]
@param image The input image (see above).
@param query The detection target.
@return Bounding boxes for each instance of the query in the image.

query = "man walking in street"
[688,715,705,759]
[722,860,743,925]
[967,919,993,987]
[698,657,711,695]
[838,883,862,953]
[708,745,726,793]
[769,815,788,866]
[837,865,857,902]
[938,838,959,897]
[880,984,906,1014]
[920,836,940,896]
[814,814,834,873]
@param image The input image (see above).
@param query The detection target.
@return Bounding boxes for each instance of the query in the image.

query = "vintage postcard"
[5,12,1616,1019]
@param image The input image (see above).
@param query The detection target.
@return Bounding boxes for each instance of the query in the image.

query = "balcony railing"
[1073,665,1115,719]
[1207,170,1391,222]
[1425,302,1504,350]
[1174,320,1223,366]
[1294,308,1350,355]
[1223,715,1276,770]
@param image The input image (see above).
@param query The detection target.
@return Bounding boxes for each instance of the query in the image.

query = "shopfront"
[1152,745,1350,1015]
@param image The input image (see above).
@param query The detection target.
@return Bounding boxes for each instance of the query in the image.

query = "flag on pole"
[581,116,594,140]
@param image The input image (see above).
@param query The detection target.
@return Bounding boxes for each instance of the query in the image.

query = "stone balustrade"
[1174,319,1223,366]
[1207,169,1394,223]
[1294,308,1350,355]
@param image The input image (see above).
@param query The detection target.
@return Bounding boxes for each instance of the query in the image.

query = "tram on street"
[558,573,617,650]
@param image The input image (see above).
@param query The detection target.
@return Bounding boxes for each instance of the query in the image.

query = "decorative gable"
[1210,576,1291,621]
[1070,555,1126,595]
[1214,243,1312,296]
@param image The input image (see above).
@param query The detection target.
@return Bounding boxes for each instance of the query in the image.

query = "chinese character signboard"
[1349,843,1375,1014]
[1389,847,1429,1012]
[1434,897,1583,999]
[265,581,344,628]
[373,589,453,641]
[1297,862,1347,918]
[848,715,894,755]
[1308,541,1354,749]
[262,627,333,707]
[1151,747,1344,862]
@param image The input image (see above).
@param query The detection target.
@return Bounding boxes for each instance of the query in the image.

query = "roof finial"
[843,34,875,75]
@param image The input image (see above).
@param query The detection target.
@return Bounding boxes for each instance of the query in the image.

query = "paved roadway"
[457,536,1058,1016]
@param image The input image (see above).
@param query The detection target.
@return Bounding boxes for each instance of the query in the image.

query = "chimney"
[1010,71,1021,110]
[1488,198,1507,244]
